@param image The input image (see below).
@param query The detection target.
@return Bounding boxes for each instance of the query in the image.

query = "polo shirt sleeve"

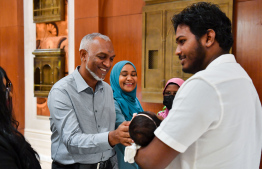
[48,88,112,154]
[155,78,221,153]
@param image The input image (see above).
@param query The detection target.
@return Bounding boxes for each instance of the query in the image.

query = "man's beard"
[85,57,105,81]
[182,41,206,74]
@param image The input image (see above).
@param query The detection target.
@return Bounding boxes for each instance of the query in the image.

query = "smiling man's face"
[175,24,206,74]
[85,37,115,81]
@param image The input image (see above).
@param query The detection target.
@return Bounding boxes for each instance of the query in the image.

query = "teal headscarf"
[110,61,143,121]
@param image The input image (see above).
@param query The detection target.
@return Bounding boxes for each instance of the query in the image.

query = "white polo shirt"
[155,54,262,169]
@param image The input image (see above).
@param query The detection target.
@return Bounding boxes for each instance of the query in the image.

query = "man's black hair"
[172,2,233,52]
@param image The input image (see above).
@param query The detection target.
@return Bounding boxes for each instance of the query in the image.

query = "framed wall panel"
[142,0,233,103]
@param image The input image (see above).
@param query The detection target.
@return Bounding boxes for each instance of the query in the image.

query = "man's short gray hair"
[79,33,111,52]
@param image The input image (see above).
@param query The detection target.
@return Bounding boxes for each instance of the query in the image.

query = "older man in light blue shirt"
[48,33,132,169]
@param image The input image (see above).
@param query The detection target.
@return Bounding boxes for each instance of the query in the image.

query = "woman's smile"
[119,64,137,93]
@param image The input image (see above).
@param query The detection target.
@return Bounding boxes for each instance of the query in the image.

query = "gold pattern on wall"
[35,0,68,116]
[33,49,65,98]
[33,0,65,23]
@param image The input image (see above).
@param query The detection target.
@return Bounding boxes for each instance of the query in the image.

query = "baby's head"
[129,111,162,147]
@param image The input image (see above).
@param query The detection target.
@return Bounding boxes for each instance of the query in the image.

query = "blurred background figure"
[0,67,41,169]
[158,78,184,118]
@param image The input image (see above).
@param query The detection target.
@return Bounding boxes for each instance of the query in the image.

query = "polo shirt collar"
[206,54,236,69]
[72,66,104,93]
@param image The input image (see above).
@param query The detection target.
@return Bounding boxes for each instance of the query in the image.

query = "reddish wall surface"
[0,0,24,133]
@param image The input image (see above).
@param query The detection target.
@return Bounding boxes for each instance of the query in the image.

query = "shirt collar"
[72,66,104,93]
[206,54,236,69]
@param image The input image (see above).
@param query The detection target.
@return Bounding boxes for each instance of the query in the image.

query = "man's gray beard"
[85,64,105,81]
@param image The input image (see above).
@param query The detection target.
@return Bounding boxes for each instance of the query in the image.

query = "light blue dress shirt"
[48,67,116,165]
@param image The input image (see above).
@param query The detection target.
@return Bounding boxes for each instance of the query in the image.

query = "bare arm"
[135,136,179,169]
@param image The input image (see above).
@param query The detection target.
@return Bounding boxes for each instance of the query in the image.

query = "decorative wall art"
[33,0,65,23]
[34,0,68,116]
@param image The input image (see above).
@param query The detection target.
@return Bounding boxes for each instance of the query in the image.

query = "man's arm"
[135,136,179,169]
[48,88,116,154]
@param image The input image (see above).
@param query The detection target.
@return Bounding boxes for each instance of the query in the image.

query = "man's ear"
[205,29,216,48]
[79,49,87,62]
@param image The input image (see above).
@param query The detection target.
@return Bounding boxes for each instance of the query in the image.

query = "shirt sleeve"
[113,101,127,160]
[155,78,222,153]
[114,100,126,129]
[48,88,112,155]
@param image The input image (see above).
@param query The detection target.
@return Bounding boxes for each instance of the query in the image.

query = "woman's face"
[119,64,137,93]
[164,84,179,97]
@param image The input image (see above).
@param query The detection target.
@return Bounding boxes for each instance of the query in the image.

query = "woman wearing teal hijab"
[110,60,143,169]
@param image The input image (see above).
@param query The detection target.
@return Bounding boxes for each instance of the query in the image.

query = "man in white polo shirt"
[135,2,262,169]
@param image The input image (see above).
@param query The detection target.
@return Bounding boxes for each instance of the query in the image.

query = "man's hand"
[109,121,133,146]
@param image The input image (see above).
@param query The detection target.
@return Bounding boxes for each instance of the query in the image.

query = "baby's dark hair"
[129,111,162,147]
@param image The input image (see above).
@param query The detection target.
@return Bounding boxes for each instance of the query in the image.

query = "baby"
[124,111,163,163]
[129,111,162,146]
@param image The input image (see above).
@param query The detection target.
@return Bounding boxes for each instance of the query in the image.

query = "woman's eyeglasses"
[6,81,12,99]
